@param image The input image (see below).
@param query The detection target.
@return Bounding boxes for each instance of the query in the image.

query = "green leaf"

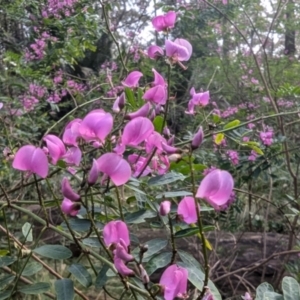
[33,245,72,260]
[148,172,186,186]
[175,227,199,238]
[0,291,12,300]
[82,238,102,248]
[282,276,300,300]
[153,116,164,132]
[214,133,224,145]
[156,191,193,199]
[55,279,74,300]
[125,87,135,107]
[262,292,283,300]
[133,239,168,262]
[146,252,172,276]
[95,265,109,290]
[256,282,274,299]
[61,219,92,232]
[0,275,15,289]
[223,119,240,129]
[125,209,156,224]
[22,222,33,242]
[249,145,264,155]
[18,282,51,295]
[0,257,16,267]
[68,264,92,288]
[22,262,43,276]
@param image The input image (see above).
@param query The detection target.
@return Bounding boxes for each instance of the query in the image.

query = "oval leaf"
[22,262,43,276]
[214,133,224,145]
[223,119,240,130]
[33,245,72,260]
[153,116,164,132]
[0,257,16,267]
[282,276,300,300]
[18,282,50,295]
[68,264,92,288]
[146,252,172,276]
[55,279,74,300]
[22,222,33,242]
[95,265,109,290]
[148,172,186,186]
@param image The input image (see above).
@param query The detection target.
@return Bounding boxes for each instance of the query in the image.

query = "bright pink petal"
[114,242,134,262]
[164,11,176,28]
[114,257,134,276]
[122,71,143,88]
[88,159,99,185]
[13,145,36,171]
[63,119,81,146]
[147,45,164,59]
[165,40,190,61]
[191,127,204,150]
[143,85,167,105]
[151,15,165,31]
[177,196,198,224]
[61,177,80,201]
[152,69,166,87]
[122,117,154,146]
[113,93,126,112]
[61,198,80,216]
[103,220,130,246]
[196,169,234,208]
[126,103,151,120]
[43,134,66,164]
[174,38,193,61]
[63,147,82,166]
[97,153,131,186]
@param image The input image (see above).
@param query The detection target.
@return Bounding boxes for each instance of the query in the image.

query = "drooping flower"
[113,92,126,112]
[13,145,49,178]
[79,109,113,143]
[177,196,198,224]
[114,240,134,262]
[152,11,176,32]
[191,127,204,150]
[125,103,151,120]
[61,197,81,216]
[122,71,143,88]
[196,169,234,210]
[147,45,164,59]
[159,200,171,216]
[103,220,130,248]
[43,134,66,165]
[61,177,80,201]
[159,264,188,300]
[165,39,192,62]
[87,159,99,185]
[96,153,131,186]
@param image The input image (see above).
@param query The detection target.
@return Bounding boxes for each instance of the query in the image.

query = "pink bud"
[61,177,80,201]
[88,159,99,185]
[159,200,171,216]
[139,264,149,284]
[177,196,198,224]
[122,71,143,88]
[191,127,204,150]
[113,92,126,112]
[147,45,164,59]
[13,145,48,178]
[196,169,234,210]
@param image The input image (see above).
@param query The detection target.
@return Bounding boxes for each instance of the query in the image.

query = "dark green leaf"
[125,210,156,224]
[68,264,92,288]
[18,282,50,294]
[148,172,186,186]
[0,257,16,267]
[61,219,92,232]
[133,239,168,262]
[33,245,72,260]
[175,227,199,238]
[82,238,102,248]
[0,291,12,300]
[0,275,15,288]
[146,252,172,276]
[95,265,109,290]
[156,191,193,199]
[55,279,74,300]
[22,262,43,276]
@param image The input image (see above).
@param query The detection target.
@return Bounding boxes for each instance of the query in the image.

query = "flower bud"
[191,126,204,150]
[88,159,99,185]
[139,264,150,284]
[159,200,171,216]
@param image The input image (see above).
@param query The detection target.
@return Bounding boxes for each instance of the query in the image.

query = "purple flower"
[125,103,151,120]
[114,257,134,276]
[43,134,66,165]
[165,39,192,62]
[13,145,49,178]
[61,177,80,201]
[113,92,126,112]
[191,127,204,150]
[196,169,234,210]
[159,265,188,300]
[61,198,80,216]
[103,220,130,247]
[147,45,164,59]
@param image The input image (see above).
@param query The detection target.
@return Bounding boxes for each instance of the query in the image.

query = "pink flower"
[227,150,239,165]
[242,292,253,300]
[63,119,82,147]
[43,134,66,164]
[61,177,80,201]
[191,127,204,150]
[79,109,113,143]
[13,145,48,178]
[190,88,210,106]
[122,71,143,88]
[159,265,188,300]
[159,200,171,216]
[196,169,234,210]
[125,103,151,120]
[61,198,80,216]
[114,257,134,276]
[177,196,198,224]
[114,240,134,262]
[63,147,82,166]
[147,45,164,59]
[152,11,176,32]
[96,153,131,186]
[88,159,99,185]
[103,220,130,247]
[122,117,154,147]
[259,129,273,146]
[128,154,152,177]
[165,39,192,62]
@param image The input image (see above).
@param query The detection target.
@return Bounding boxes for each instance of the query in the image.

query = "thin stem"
[115,186,124,221]
[168,214,177,264]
